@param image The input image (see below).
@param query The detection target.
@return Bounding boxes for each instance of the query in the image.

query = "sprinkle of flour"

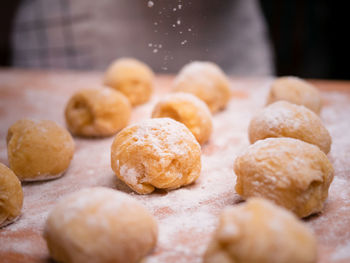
[147,1,154,8]
[0,72,349,262]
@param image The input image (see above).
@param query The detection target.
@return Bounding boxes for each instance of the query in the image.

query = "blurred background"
[0,0,349,79]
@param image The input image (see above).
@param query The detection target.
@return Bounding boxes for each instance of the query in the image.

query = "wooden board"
[0,69,350,263]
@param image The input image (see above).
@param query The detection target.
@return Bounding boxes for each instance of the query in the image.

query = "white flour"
[0,72,349,262]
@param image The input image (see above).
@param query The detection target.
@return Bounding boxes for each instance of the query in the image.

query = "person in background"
[11,0,274,75]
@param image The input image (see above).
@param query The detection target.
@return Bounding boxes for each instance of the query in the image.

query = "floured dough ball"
[65,88,131,137]
[104,58,154,106]
[173,61,231,113]
[249,101,331,154]
[44,187,158,263]
[111,118,201,194]
[7,119,75,182]
[267,76,322,114]
[234,138,334,218]
[151,92,213,144]
[0,163,23,228]
[204,198,317,263]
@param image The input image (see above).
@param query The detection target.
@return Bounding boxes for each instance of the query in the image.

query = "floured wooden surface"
[0,69,349,263]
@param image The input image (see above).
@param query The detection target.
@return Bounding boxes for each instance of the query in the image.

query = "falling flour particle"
[148,43,153,47]
[172,24,176,28]
[153,49,158,53]
[147,1,154,8]
[178,4,182,9]
[173,8,177,11]
[181,40,188,45]
[154,22,158,26]
[177,19,181,25]
[188,28,192,32]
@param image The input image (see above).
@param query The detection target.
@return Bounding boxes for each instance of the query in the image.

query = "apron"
[11,0,274,75]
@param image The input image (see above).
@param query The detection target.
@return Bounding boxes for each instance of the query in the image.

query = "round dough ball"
[104,58,154,106]
[7,119,75,182]
[111,118,201,194]
[173,61,231,113]
[204,198,317,263]
[151,92,213,144]
[0,163,23,228]
[249,101,331,154]
[44,187,158,263]
[234,137,334,218]
[65,88,131,137]
[266,76,322,114]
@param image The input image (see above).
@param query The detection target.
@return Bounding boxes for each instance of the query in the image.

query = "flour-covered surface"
[0,70,349,263]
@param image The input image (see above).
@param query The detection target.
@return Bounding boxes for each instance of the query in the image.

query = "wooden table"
[0,69,349,263]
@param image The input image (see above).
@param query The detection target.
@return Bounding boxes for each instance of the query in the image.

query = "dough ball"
[111,118,201,194]
[173,61,231,113]
[204,198,317,263]
[151,92,213,144]
[65,88,131,137]
[44,187,158,263]
[266,76,322,114]
[7,119,75,182]
[234,137,334,218]
[104,58,154,106]
[249,101,331,154]
[0,163,23,228]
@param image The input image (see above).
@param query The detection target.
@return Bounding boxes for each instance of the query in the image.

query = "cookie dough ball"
[7,119,75,182]
[151,92,213,144]
[111,118,201,194]
[234,138,334,218]
[267,76,322,114]
[173,61,231,113]
[249,101,332,154]
[0,163,23,228]
[65,88,131,137]
[44,187,158,263]
[104,58,154,106]
[204,198,317,263]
